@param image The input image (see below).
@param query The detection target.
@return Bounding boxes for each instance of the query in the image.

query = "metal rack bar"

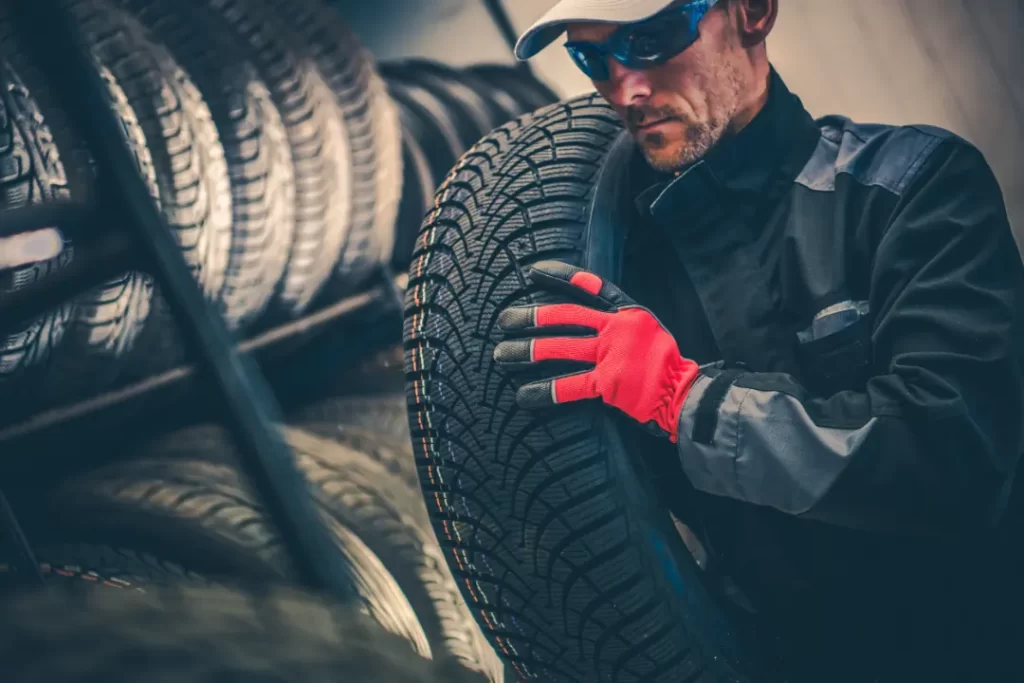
[0,491,42,586]
[7,0,359,601]
[480,0,532,72]
[0,230,136,334]
[0,278,398,447]
[0,201,93,239]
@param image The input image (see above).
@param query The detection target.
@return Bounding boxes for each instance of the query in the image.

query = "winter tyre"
[294,393,413,466]
[382,61,495,149]
[146,0,352,319]
[260,0,403,291]
[403,95,761,682]
[0,51,82,384]
[71,0,233,301]
[130,423,504,680]
[0,10,156,408]
[0,583,482,683]
[114,0,298,332]
[467,65,560,113]
[54,0,237,386]
[15,441,431,657]
[392,123,436,270]
[387,78,463,189]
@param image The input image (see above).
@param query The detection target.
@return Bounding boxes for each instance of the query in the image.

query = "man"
[495,0,1024,680]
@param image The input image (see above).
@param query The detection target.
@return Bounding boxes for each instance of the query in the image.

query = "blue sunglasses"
[564,0,720,82]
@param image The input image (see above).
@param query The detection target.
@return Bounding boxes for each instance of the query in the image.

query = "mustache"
[624,105,685,128]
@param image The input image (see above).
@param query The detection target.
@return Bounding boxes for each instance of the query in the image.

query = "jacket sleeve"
[674,139,1024,537]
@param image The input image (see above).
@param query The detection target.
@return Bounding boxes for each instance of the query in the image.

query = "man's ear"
[733,0,778,48]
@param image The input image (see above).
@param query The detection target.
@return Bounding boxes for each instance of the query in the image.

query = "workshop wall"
[339,0,1023,244]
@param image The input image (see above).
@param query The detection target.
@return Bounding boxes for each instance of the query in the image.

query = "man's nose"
[602,60,652,107]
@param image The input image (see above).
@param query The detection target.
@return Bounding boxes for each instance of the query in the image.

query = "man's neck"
[725,64,772,136]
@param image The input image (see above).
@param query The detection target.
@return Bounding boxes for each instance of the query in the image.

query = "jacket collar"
[634,67,821,222]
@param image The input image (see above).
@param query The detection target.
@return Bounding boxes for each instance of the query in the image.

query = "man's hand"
[493,261,699,443]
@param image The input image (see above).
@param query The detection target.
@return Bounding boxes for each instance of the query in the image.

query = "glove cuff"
[659,356,701,443]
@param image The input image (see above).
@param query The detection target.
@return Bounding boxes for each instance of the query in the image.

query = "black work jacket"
[619,68,1024,681]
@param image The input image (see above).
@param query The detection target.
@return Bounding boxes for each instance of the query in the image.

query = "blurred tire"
[1,543,207,588]
[0,582,481,683]
[18,436,431,657]
[387,79,463,189]
[382,61,494,149]
[294,393,414,482]
[0,53,83,384]
[114,0,298,333]
[0,10,157,407]
[286,412,507,681]
[468,64,560,112]
[392,124,435,270]
[111,423,504,681]
[74,0,242,384]
[261,0,403,292]
[49,66,156,398]
[71,0,233,302]
[144,0,353,319]
[392,59,521,133]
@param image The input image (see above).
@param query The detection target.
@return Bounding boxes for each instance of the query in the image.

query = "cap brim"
[514,0,673,60]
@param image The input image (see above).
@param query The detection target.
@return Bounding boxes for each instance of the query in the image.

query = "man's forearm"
[675,366,1018,536]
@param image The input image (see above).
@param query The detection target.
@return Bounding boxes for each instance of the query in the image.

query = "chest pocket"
[795,300,872,397]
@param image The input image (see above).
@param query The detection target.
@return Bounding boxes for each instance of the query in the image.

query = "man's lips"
[633,117,678,131]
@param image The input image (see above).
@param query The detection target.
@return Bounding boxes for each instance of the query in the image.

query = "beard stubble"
[626,58,746,173]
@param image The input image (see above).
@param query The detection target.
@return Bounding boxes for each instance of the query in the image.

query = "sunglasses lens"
[567,45,609,81]
[621,9,700,66]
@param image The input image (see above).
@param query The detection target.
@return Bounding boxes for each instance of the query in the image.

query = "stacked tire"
[5,415,507,680]
[0,0,404,415]
[0,1,566,680]
[381,60,560,270]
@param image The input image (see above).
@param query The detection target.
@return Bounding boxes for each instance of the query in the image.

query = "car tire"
[402,95,763,682]
[392,124,435,270]
[146,0,352,319]
[260,0,402,292]
[72,0,232,303]
[0,10,157,409]
[122,423,504,680]
[382,61,495,149]
[294,394,413,464]
[114,0,298,333]
[15,438,431,658]
[386,79,463,191]
[0,581,488,683]
[467,65,560,113]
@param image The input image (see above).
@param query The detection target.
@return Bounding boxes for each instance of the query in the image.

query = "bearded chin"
[639,120,725,173]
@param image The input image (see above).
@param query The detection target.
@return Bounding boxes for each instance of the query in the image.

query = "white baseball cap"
[514,0,677,60]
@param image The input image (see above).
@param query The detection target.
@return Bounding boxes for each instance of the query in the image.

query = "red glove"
[494,261,699,443]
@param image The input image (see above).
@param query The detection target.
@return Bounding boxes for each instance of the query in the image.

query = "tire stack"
[381,60,560,271]
[0,0,561,414]
[4,385,509,680]
[0,1,565,680]
[0,0,404,415]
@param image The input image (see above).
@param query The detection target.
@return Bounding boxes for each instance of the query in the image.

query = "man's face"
[566,4,749,172]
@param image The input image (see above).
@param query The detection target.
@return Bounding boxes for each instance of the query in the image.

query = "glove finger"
[552,370,600,404]
[527,260,633,309]
[493,336,598,367]
[516,371,599,409]
[497,303,611,333]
